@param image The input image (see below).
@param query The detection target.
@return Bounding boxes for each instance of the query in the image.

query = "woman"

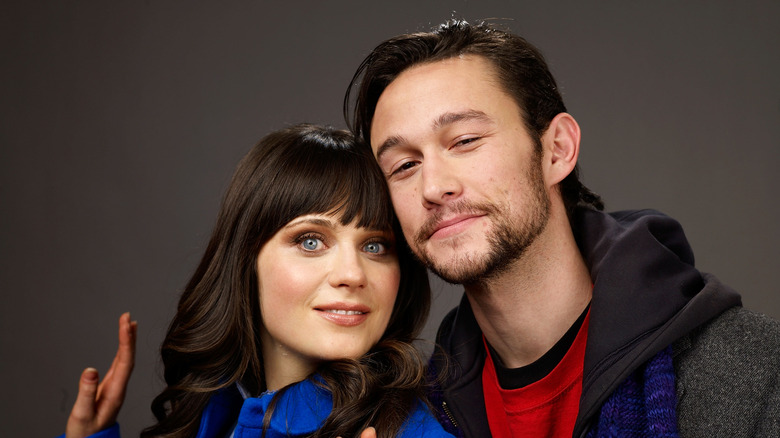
[63,124,451,438]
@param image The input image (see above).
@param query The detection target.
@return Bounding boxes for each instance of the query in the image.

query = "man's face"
[370,55,551,284]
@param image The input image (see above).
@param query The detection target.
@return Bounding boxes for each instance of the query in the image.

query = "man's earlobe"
[545,113,581,185]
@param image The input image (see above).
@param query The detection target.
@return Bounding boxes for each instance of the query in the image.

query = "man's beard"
[411,156,550,285]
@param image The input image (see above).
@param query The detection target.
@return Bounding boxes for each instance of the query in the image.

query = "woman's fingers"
[66,368,100,438]
[65,313,137,438]
[360,427,377,438]
[95,313,136,423]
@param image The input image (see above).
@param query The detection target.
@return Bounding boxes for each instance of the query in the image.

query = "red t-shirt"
[482,311,590,437]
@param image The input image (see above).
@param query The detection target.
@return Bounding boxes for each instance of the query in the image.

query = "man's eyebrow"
[375,135,406,161]
[432,110,491,130]
[375,110,492,160]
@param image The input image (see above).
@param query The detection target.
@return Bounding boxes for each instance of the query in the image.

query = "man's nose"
[421,155,462,208]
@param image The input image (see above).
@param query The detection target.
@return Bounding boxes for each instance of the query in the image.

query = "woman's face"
[256,213,401,390]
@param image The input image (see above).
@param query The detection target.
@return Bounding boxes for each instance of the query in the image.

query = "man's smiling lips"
[429,214,485,240]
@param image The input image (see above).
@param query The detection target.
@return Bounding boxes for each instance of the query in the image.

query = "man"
[345,20,780,437]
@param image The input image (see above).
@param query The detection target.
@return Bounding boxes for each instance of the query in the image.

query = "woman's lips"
[315,304,370,327]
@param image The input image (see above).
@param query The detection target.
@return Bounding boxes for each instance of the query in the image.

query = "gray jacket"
[675,307,780,437]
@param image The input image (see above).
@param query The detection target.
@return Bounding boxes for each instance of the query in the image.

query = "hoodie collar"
[234,378,332,438]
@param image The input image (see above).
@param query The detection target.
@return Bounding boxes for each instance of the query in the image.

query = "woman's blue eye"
[301,238,320,251]
[363,242,385,254]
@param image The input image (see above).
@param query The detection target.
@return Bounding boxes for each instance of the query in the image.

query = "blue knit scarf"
[585,346,679,438]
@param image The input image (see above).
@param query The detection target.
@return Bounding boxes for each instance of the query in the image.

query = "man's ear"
[542,112,580,187]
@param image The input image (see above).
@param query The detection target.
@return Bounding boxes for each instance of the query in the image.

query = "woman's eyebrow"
[283,217,335,229]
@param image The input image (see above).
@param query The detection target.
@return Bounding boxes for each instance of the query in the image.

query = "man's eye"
[455,137,479,147]
[392,161,417,175]
[363,241,386,254]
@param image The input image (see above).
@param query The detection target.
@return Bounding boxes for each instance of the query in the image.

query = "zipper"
[441,401,460,429]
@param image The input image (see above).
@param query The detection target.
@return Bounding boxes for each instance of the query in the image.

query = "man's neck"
[465,213,592,369]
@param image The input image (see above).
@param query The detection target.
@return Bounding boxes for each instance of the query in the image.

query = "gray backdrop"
[2,1,778,437]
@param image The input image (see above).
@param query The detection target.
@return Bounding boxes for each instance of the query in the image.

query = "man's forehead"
[373,56,507,118]
[370,56,513,146]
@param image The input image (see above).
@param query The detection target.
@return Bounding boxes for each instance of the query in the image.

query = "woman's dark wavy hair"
[141,124,431,438]
[345,19,603,215]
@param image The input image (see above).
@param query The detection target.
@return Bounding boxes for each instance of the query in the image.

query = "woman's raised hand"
[66,313,137,438]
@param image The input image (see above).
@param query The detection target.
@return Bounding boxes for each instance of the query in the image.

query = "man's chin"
[419,250,491,285]
[419,233,482,256]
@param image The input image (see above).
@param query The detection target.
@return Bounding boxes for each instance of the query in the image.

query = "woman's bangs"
[261,140,394,233]
[306,150,393,231]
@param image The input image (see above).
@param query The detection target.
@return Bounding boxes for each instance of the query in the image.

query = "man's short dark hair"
[345,19,603,215]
